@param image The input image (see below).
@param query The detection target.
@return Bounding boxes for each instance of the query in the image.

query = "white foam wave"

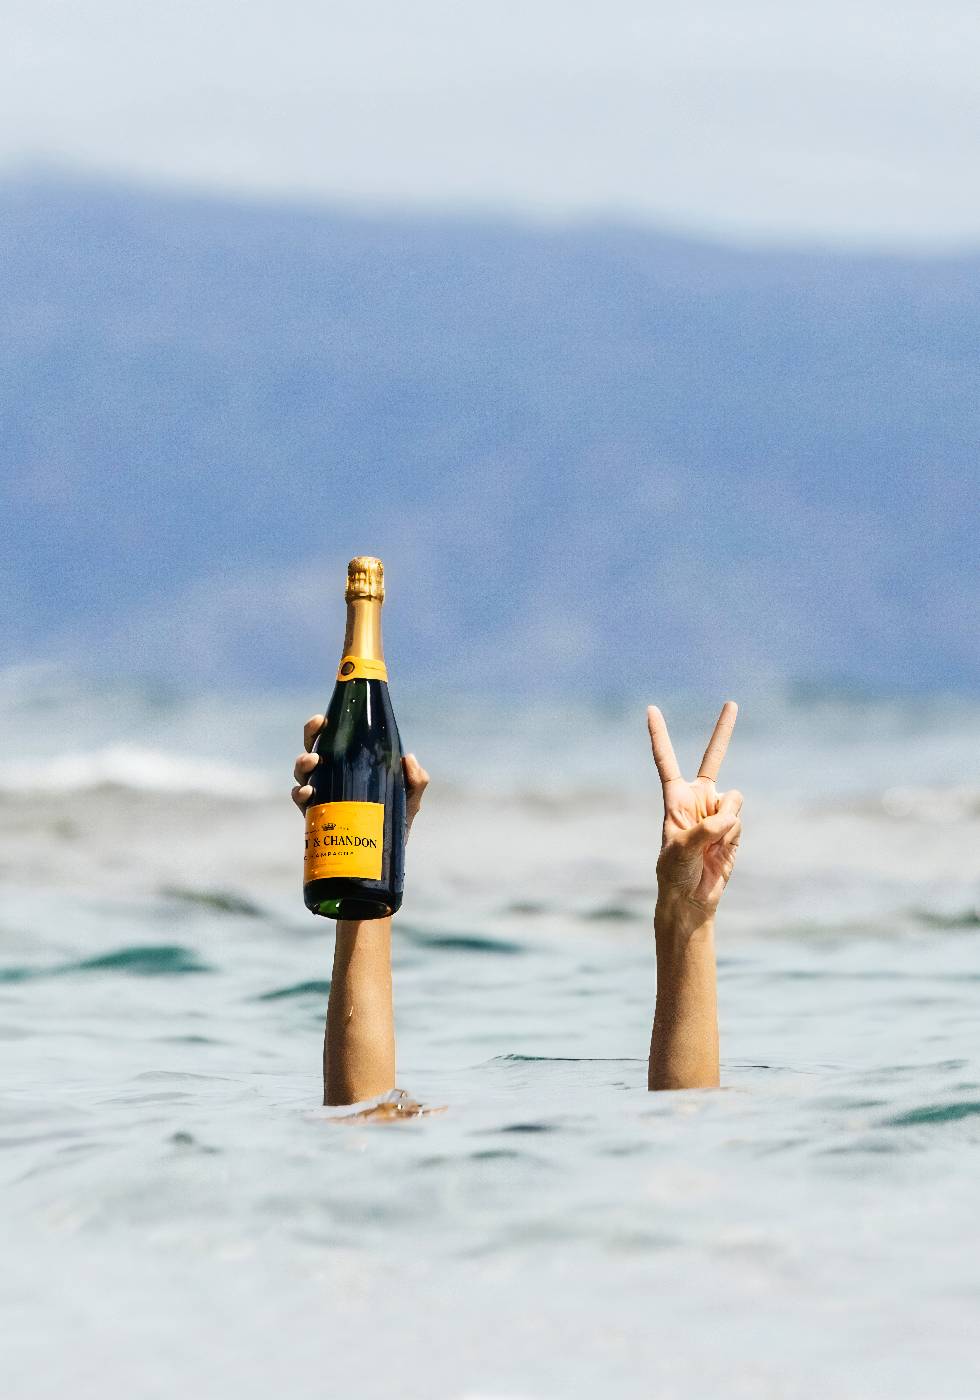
[0,745,274,798]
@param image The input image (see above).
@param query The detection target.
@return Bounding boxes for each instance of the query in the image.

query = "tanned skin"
[646,701,742,1090]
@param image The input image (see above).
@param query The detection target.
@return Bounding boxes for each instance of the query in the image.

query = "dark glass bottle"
[303,557,406,920]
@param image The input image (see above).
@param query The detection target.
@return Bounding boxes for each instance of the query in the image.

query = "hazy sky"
[5,0,980,246]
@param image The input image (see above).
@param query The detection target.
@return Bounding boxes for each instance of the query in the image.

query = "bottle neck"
[342,597,385,663]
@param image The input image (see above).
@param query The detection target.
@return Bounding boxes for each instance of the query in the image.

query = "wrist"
[335,916,393,947]
[654,891,715,945]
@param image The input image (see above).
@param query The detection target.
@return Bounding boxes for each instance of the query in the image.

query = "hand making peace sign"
[647,701,743,914]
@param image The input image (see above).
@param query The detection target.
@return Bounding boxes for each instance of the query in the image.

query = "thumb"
[403,753,429,797]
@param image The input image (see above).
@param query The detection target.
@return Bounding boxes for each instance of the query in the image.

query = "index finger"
[303,715,325,752]
[646,706,682,785]
[697,701,738,782]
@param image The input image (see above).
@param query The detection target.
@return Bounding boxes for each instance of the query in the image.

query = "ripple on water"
[493,1055,643,1064]
[161,886,264,917]
[0,967,33,984]
[468,1148,529,1163]
[0,945,212,981]
[155,1034,221,1045]
[134,1070,233,1081]
[73,946,212,976]
[883,1100,980,1127]
[400,928,526,955]
[579,904,642,923]
[169,1130,220,1154]
[255,980,331,1001]
[494,1122,562,1135]
[913,906,980,930]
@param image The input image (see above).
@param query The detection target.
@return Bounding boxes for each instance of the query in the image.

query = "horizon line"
[4,158,980,264]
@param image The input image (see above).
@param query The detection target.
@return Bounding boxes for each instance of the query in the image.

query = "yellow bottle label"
[304,801,385,883]
[336,654,389,682]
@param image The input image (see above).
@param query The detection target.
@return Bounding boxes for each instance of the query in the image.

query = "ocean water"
[2,669,979,1399]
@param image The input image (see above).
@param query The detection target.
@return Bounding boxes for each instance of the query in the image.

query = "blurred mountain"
[1,174,976,692]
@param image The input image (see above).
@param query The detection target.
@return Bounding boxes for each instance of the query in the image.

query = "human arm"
[293,717,429,1105]
[646,702,743,1090]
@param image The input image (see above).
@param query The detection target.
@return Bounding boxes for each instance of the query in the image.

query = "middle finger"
[293,752,319,783]
[697,701,738,783]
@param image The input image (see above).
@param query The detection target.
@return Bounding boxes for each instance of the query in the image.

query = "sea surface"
[2,669,979,1399]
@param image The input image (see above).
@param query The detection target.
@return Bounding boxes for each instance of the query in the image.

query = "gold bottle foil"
[345,556,385,603]
[338,556,388,679]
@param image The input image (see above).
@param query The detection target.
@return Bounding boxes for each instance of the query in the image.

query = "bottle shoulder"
[314,679,403,759]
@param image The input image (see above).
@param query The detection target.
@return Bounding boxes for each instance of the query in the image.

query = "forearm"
[648,897,719,1090]
[323,917,396,1106]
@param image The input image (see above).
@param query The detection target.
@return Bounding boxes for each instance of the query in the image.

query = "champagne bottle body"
[304,677,406,920]
[303,558,406,921]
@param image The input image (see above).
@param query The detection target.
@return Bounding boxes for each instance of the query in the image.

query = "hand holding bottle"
[293,732,430,834]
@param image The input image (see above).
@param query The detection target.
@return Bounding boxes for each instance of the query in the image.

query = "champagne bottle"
[303,556,406,920]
